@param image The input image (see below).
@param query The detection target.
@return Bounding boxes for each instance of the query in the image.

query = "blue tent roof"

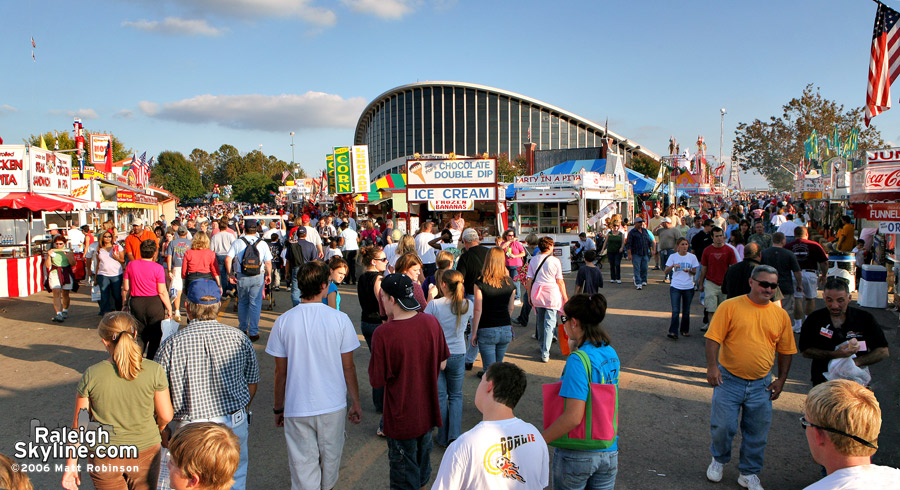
[626,168,656,194]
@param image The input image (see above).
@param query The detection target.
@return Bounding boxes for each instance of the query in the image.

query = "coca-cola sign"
[861,164,900,192]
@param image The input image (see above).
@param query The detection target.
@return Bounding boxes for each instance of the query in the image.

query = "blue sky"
[1,0,898,189]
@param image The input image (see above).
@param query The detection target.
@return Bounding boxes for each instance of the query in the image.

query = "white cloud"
[341,0,415,19]
[134,0,337,26]
[122,17,226,36]
[50,108,100,120]
[139,92,368,132]
[1,104,18,114]
[115,109,135,119]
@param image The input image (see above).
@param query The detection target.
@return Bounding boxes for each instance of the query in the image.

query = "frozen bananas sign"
[406,158,496,186]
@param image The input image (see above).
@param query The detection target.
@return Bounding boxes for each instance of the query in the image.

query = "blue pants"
[631,254,649,285]
[97,274,123,315]
[464,294,479,364]
[608,252,623,281]
[506,265,523,300]
[436,353,465,446]
[552,448,618,490]
[386,431,433,490]
[290,266,301,307]
[236,275,264,336]
[477,326,512,369]
[710,366,773,476]
[216,255,233,296]
[361,321,384,412]
[535,307,557,361]
[669,287,695,336]
[660,249,675,280]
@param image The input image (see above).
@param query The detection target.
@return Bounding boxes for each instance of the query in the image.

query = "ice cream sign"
[407,159,496,186]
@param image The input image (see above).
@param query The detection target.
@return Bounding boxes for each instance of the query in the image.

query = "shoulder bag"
[542,349,618,450]
[529,254,559,309]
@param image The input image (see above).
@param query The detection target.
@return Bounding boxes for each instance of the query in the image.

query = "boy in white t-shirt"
[432,362,549,490]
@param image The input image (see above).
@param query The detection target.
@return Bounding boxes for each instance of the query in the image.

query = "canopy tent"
[626,169,656,194]
[0,192,95,212]
[364,173,406,202]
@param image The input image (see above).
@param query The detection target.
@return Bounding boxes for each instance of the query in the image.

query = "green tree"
[25,131,132,163]
[210,144,243,185]
[232,172,278,204]
[630,154,661,178]
[150,151,205,201]
[188,148,215,189]
[733,84,884,191]
[495,152,527,182]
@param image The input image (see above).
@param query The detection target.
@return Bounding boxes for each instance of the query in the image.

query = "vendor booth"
[406,157,506,240]
[0,144,92,297]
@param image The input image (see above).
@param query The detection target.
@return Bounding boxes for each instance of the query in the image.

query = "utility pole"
[719,108,726,186]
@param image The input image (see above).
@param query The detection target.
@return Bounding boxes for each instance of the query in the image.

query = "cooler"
[857,265,888,308]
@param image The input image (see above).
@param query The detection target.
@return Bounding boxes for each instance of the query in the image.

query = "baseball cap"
[186,279,221,305]
[302,214,310,222]
[633,217,644,223]
[661,217,671,224]
[296,226,308,237]
[132,219,144,226]
[381,273,420,311]
[244,219,258,228]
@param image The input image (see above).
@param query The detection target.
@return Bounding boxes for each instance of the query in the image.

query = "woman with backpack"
[541,294,620,490]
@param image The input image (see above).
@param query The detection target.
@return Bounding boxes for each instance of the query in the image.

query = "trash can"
[858,265,888,308]
[827,254,856,292]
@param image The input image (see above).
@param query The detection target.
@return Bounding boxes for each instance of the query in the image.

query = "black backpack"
[240,237,263,276]
[285,230,308,267]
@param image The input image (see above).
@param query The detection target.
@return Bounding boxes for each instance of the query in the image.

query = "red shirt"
[181,249,219,278]
[368,313,449,439]
[701,244,737,286]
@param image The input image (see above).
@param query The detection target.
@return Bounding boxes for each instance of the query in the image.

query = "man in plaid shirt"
[155,279,259,490]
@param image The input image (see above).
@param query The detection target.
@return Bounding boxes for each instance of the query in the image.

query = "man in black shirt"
[456,228,490,370]
[799,277,890,385]
[721,243,761,299]
[691,219,714,304]
[761,232,802,330]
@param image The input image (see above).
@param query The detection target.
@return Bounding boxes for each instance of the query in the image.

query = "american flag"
[281,170,289,182]
[132,152,150,188]
[866,1,900,126]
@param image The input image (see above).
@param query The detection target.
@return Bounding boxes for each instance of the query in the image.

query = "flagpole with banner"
[866,0,900,126]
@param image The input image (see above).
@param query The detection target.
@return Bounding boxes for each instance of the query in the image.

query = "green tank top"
[606,233,624,254]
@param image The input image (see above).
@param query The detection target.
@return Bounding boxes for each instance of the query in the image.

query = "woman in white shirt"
[93,230,126,315]
[664,238,699,339]
[525,236,568,363]
[424,270,472,447]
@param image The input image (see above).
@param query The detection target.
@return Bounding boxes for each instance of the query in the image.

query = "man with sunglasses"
[801,379,899,489]
[798,277,889,386]
[704,264,796,490]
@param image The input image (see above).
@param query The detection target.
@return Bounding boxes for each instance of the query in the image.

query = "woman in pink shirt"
[122,239,171,360]
[499,229,527,304]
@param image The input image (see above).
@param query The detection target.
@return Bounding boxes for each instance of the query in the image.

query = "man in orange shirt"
[124,219,158,262]
[704,264,796,490]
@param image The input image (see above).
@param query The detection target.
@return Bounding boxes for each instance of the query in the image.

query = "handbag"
[160,318,180,344]
[542,349,618,450]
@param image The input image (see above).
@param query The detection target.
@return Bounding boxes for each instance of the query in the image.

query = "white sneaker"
[616,280,621,284]
[636,285,642,290]
[514,299,523,306]
[792,320,802,333]
[738,473,764,490]
[706,457,723,482]
[642,281,648,286]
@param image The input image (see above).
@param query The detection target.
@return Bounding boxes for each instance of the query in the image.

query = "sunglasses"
[752,279,779,290]
[799,416,877,449]
[374,257,388,262]
[559,315,569,324]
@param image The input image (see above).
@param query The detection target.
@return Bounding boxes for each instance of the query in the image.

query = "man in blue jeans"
[626,217,655,290]
[225,219,272,342]
[704,265,796,490]
[284,226,318,307]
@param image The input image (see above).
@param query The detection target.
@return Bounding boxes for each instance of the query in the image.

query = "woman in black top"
[357,246,387,414]
[470,247,515,377]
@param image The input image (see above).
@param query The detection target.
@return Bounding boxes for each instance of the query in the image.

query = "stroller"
[264,236,284,311]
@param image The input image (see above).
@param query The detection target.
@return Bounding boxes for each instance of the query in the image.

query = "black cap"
[381,273,420,311]
[296,226,308,237]
[244,219,258,228]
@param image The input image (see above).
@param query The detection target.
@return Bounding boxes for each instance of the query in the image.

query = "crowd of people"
[3,194,897,489]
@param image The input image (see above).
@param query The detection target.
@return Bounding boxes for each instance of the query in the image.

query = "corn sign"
[333,147,353,194]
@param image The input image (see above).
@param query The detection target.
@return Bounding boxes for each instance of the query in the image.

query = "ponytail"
[440,270,469,333]
[563,293,611,348]
[98,312,144,381]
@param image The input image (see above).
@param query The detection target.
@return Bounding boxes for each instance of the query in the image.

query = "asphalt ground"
[1,261,897,490]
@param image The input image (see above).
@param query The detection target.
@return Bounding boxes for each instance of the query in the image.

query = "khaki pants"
[704,280,727,313]
[88,443,161,490]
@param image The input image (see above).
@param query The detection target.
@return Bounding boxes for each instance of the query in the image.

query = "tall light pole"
[290,132,295,167]
[719,108,726,184]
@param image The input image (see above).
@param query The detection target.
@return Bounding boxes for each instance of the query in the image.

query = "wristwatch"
[273,407,284,414]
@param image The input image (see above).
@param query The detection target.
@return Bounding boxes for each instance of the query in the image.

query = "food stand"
[406,157,506,240]
[0,145,84,297]
[850,148,900,302]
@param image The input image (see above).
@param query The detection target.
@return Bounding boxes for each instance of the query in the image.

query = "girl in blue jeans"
[424,270,473,447]
[471,247,516,377]
[542,294,620,490]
